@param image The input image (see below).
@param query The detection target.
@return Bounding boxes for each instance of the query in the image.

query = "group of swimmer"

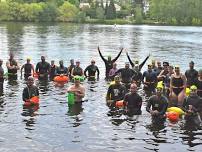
[0,47,202,126]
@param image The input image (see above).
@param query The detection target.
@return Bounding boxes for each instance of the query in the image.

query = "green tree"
[57,1,78,22]
[135,5,143,23]
[106,0,116,19]
[96,7,105,20]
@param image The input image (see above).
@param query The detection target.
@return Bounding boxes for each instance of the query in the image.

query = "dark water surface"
[0,23,202,152]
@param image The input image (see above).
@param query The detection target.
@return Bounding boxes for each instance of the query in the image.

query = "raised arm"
[139,55,150,71]
[112,48,123,62]
[126,52,134,67]
[98,46,107,62]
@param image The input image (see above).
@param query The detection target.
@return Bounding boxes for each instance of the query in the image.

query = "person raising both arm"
[84,59,100,81]
[126,51,150,72]
[98,46,123,80]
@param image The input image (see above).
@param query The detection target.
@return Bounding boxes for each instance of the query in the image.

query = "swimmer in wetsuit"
[84,59,100,81]
[21,58,34,80]
[6,52,20,80]
[185,61,198,87]
[98,46,123,80]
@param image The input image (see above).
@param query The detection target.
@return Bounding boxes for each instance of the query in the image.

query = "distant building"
[79,3,91,9]
[79,1,121,12]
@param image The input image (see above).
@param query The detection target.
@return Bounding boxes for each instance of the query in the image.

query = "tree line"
[0,0,202,25]
[149,0,202,25]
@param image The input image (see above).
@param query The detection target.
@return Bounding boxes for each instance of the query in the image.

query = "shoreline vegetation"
[0,0,202,26]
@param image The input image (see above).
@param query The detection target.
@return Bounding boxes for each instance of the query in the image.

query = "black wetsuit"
[56,66,68,75]
[72,67,83,76]
[194,79,202,97]
[98,49,123,80]
[22,85,39,101]
[50,65,56,80]
[146,95,168,120]
[142,70,157,92]
[107,83,126,103]
[24,63,32,79]
[154,67,162,76]
[132,70,142,86]
[116,68,135,84]
[185,69,198,87]
[172,76,184,96]
[126,53,149,71]
[183,95,202,125]
[0,66,4,93]
[35,61,50,80]
[124,92,142,115]
[68,65,75,78]
[84,65,100,81]
[7,59,18,80]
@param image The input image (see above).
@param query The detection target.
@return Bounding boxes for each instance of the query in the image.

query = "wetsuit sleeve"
[121,86,126,100]
[139,55,150,71]
[96,66,100,77]
[112,48,123,62]
[182,97,188,112]
[35,63,39,73]
[22,88,29,101]
[106,85,112,100]
[98,47,107,63]
[47,63,51,73]
[115,68,122,75]
[84,66,89,77]
[36,87,39,97]
[138,96,143,109]
[146,98,152,113]
[126,52,134,67]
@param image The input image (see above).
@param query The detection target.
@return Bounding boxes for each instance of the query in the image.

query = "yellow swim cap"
[27,57,31,61]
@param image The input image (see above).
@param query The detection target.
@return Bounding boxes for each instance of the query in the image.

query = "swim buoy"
[115,100,125,108]
[167,107,185,116]
[166,111,179,122]
[33,72,38,78]
[67,93,75,105]
[185,88,190,96]
[23,96,39,106]
[54,75,69,83]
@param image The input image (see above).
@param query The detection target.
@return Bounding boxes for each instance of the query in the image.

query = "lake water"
[0,22,202,152]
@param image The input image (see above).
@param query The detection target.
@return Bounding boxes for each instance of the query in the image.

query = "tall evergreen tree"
[106,0,116,19]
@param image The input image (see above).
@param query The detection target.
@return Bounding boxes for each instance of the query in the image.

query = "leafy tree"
[96,7,105,20]
[57,1,78,22]
[106,0,116,19]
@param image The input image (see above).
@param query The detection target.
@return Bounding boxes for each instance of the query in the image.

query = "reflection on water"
[22,105,39,130]
[0,23,202,151]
